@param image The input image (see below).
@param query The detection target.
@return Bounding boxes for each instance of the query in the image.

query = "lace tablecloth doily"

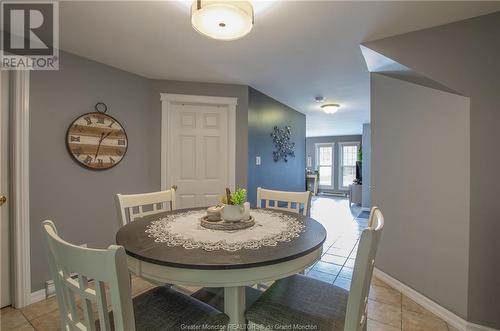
[145,209,305,251]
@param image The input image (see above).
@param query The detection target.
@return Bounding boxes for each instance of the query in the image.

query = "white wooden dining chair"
[42,220,229,331]
[115,187,177,227]
[43,220,135,330]
[245,207,385,331]
[256,187,312,217]
[343,207,384,331]
[256,187,312,282]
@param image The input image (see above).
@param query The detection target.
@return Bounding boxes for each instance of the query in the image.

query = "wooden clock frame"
[65,110,128,171]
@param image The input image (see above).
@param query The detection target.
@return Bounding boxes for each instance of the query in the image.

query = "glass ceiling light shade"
[321,103,340,114]
[191,0,254,41]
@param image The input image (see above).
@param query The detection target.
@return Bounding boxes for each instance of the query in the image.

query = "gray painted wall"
[148,81,248,191]
[248,88,306,207]
[361,123,371,208]
[30,52,154,291]
[305,135,362,193]
[371,73,470,318]
[364,12,500,327]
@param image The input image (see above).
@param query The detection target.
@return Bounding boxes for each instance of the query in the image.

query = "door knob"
[0,195,6,206]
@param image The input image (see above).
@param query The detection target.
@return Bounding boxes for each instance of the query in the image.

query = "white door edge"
[11,70,31,308]
[160,93,237,193]
[0,71,10,307]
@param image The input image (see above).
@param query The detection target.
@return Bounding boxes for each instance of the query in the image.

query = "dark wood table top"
[116,208,326,270]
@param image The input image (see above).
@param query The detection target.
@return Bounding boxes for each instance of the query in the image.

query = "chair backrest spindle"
[115,188,177,227]
[256,187,312,217]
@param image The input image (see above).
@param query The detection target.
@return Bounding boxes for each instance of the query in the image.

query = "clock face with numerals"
[66,112,128,170]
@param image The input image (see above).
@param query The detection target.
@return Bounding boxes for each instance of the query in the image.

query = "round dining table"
[116,207,327,327]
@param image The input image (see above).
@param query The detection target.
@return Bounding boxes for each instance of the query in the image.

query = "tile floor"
[1,197,455,331]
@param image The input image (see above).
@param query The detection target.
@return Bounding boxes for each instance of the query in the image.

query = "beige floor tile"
[368,299,402,328]
[402,310,448,331]
[2,306,16,313]
[372,276,392,289]
[402,295,435,317]
[174,285,202,295]
[446,324,461,331]
[1,307,30,331]
[369,284,402,306]
[21,296,59,320]
[131,276,155,296]
[367,318,401,331]
[8,322,35,331]
[1,306,16,315]
[29,309,62,331]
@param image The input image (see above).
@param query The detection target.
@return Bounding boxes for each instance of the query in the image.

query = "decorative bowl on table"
[200,187,254,230]
[221,203,247,222]
[218,188,250,222]
[206,206,223,221]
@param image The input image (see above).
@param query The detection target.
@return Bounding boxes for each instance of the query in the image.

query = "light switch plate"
[256,156,261,165]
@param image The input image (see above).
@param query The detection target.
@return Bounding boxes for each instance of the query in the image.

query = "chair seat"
[99,286,229,331]
[245,274,348,331]
[134,286,229,330]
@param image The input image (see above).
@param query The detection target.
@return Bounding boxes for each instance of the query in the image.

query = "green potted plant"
[220,188,248,221]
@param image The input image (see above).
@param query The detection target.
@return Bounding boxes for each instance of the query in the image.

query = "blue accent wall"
[247,88,306,207]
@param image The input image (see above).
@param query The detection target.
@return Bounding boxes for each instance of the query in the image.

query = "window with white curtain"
[339,142,359,189]
[315,143,334,189]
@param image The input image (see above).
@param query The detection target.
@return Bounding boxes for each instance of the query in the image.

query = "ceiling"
[59,1,500,137]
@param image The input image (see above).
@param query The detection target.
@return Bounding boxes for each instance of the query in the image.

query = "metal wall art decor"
[271,126,295,162]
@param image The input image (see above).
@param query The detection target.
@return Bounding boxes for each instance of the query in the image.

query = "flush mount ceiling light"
[321,103,340,114]
[191,0,254,41]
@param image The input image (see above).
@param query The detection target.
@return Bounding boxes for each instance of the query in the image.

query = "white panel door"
[168,102,229,209]
[0,71,10,307]
[315,143,334,190]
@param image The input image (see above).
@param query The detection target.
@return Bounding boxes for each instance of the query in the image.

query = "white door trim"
[160,93,237,193]
[11,70,31,308]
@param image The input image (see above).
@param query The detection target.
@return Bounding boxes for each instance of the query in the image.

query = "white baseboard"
[29,289,46,305]
[373,268,499,331]
[467,323,500,331]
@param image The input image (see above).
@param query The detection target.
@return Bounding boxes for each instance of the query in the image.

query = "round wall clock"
[66,103,128,170]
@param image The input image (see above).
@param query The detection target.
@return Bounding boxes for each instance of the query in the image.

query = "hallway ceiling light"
[191,0,254,41]
[321,103,340,114]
